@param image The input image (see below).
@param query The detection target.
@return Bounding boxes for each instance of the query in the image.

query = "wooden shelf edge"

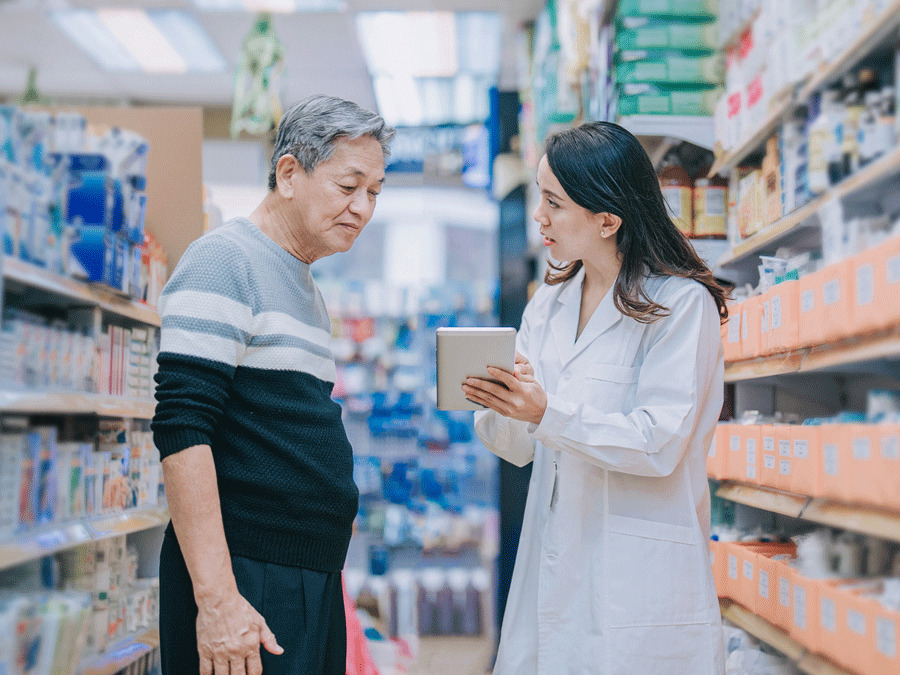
[714,482,900,544]
[0,391,156,418]
[717,145,900,267]
[724,327,900,382]
[719,599,854,675]
[79,626,160,675]
[3,257,160,327]
[0,508,168,572]
[715,482,808,518]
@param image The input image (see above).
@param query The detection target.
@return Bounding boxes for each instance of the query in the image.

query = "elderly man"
[152,95,394,675]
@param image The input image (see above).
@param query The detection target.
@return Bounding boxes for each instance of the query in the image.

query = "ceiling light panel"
[192,0,346,12]
[50,8,226,74]
[356,12,457,78]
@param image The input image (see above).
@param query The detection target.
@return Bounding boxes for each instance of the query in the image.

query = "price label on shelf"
[794,585,806,629]
[823,279,841,306]
[882,434,899,460]
[853,437,872,460]
[743,560,753,580]
[779,440,791,457]
[824,444,839,476]
[764,454,776,470]
[779,460,791,475]
[794,439,809,459]
[888,254,900,285]
[801,289,815,314]
[729,554,738,580]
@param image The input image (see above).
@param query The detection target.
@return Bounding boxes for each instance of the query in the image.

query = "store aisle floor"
[412,635,495,674]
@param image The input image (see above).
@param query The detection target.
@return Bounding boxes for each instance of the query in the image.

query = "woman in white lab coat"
[464,122,729,674]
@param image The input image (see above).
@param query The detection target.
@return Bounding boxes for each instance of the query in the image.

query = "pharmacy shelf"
[618,115,715,153]
[79,626,160,675]
[0,507,169,572]
[716,145,900,268]
[2,256,160,327]
[724,326,900,382]
[719,599,853,675]
[0,390,156,418]
[715,482,900,544]
[710,0,900,178]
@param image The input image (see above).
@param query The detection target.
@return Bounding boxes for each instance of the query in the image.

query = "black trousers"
[159,528,346,674]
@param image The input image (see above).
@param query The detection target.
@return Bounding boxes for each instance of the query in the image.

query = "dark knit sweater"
[151,218,358,571]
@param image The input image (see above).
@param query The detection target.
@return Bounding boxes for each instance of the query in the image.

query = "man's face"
[289,135,385,259]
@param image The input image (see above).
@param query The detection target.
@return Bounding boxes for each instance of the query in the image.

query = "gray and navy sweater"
[151,217,358,572]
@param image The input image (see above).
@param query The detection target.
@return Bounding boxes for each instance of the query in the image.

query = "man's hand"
[463,352,547,426]
[197,588,283,675]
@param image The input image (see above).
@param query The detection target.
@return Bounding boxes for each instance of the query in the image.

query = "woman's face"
[533,155,605,263]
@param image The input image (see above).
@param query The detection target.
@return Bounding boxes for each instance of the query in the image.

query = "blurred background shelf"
[0,507,169,572]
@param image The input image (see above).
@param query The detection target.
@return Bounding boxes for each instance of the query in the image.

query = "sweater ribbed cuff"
[153,428,213,461]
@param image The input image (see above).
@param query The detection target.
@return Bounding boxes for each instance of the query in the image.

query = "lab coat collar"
[552,266,623,367]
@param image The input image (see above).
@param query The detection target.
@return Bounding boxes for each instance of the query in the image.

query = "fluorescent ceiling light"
[51,9,141,72]
[192,0,345,12]
[152,11,227,73]
[456,13,502,76]
[98,9,188,74]
[51,8,226,74]
[356,12,457,78]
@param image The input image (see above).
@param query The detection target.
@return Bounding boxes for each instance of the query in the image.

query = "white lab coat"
[476,268,725,675]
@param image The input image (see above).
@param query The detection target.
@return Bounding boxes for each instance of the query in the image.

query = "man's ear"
[274,154,301,198]
[598,212,622,239]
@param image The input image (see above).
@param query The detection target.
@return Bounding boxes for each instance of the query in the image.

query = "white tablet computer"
[436,327,517,411]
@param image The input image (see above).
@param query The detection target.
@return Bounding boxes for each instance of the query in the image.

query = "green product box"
[616,17,718,52]
[616,84,722,116]
[617,0,718,19]
[615,50,723,85]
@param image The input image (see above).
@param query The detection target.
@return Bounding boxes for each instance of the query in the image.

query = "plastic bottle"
[658,152,693,235]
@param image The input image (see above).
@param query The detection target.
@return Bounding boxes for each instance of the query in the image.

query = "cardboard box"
[789,568,821,652]
[819,423,848,502]
[759,424,779,490]
[724,423,744,481]
[757,289,774,357]
[767,280,800,353]
[791,425,822,498]
[875,424,900,511]
[740,295,761,360]
[742,425,762,485]
[798,268,824,348]
[844,424,879,508]
[775,425,793,492]
[820,260,854,343]
[707,424,727,480]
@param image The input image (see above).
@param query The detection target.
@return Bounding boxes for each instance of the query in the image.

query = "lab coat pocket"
[607,514,708,627]
[584,364,638,413]
[608,622,721,675]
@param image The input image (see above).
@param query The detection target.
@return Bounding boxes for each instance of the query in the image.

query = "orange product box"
[867,590,900,675]
[820,259,854,344]
[723,541,742,601]
[710,539,727,597]
[707,424,727,480]
[739,295,761,360]
[735,545,758,610]
[836,583,881,674]
[723,423,745,482]
[771,558,796,632]
[816,580,858,668]
[789,568,821,653]
[759,424,779,490]
[756,289,774,357]
[851,246,884,335]
[723,302,742,362]
[878,234,900,328]
[790,425,822,498]
[797,268,824,348]
[819,423,850,503]
[767,280,800,354]
[843,424,880,509]
[875,423,900,511]
[753,547,797,629]
[775,425,793,492]
[741,425,762,485]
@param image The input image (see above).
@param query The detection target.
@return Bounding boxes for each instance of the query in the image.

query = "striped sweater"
[151,217,358,571]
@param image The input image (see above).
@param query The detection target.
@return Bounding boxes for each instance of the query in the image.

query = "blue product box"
[67,225,111,283]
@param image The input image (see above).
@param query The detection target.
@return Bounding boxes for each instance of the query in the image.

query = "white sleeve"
[473,298,537,467]
[531,284,722,477]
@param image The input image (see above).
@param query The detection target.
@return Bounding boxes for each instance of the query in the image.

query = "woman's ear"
[598,212,622,239]
[274,154,300,198]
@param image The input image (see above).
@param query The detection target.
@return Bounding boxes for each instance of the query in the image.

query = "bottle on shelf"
[658,152,693,236]
[807,88,841,196]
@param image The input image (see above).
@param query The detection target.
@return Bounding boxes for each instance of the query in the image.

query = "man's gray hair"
[268,95,395,190]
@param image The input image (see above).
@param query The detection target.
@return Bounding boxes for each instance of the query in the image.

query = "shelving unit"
[618,115,716,164]
[715,483,900,544]
[715,145,900,269]
[723,326,900,382]
[3,257,161,327]
[79,626,160,675]
[0,507,169,572]
[719,600,854,675]
[709,0,900,178]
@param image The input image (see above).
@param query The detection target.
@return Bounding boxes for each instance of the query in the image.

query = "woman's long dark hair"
[543,121,729,324]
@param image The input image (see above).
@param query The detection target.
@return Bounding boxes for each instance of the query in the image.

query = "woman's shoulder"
[645,274,708,304]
